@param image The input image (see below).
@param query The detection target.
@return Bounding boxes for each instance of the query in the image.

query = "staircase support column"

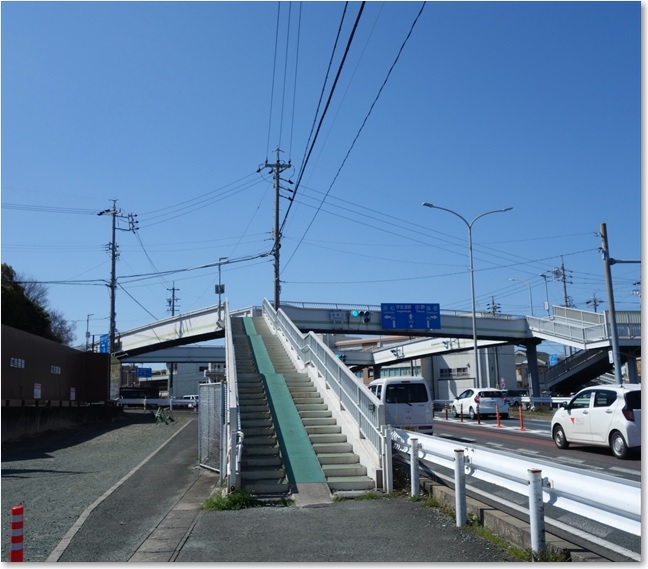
[525,340,542,400]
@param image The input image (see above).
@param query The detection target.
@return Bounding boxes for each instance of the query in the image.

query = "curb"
[128,468,220,562]
[418,475,607,562]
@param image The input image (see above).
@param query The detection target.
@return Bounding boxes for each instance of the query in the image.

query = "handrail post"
[454,449,467,526]
[528,468,546,559]
[383,425,393,493]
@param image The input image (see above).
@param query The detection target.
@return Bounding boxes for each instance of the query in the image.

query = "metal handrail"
[263,299,385,456]
[392,428,640,537]
[224,302,242,491]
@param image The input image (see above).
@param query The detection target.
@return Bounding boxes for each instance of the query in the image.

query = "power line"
[282,2,426,271]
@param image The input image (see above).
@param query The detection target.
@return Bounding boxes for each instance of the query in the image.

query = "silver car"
[451,388,510,420]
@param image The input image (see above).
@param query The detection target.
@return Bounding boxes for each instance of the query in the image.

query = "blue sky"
[1,1,641,349]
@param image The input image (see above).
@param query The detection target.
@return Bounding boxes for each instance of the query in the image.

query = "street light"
[539,273,551,317]
[510,278,534,316]
[85,314,94,352]
[217,257,229,323]
[422,202,513,389]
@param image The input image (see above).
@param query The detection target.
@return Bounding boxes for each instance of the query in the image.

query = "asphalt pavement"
[49,414,517,563]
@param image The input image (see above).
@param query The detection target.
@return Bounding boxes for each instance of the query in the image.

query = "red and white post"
[10,505,24,562]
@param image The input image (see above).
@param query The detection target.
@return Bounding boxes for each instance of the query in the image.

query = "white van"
[367,376,434,435]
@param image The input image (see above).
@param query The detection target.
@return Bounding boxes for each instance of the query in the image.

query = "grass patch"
[202,489,259,511]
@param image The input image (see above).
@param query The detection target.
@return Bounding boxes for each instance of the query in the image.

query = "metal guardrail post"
[383,425,393,493]
[410,437,420,498]
[528,468,546,558]
[454,449,467,527]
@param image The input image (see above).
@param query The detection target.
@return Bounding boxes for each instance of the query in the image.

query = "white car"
[451,388,510,420]
[367,377,434,434]
[550,385,641,459]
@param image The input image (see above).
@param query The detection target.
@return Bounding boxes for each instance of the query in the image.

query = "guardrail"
[391,427,640,537]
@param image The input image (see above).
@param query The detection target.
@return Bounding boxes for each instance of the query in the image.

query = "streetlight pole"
[510,278,534,316]
[539,273,551,317]
[85,314,94,352]
[217,257,228,324]
[422,202,512,389]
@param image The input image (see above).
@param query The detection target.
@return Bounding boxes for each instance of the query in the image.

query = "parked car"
[367,377,434,434]
[550,385,641,459]
[182,394,199,408]
[451,388,510,420]
[502,389,528,408]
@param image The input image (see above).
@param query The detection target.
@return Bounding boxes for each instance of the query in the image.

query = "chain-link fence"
[198,382,225,479]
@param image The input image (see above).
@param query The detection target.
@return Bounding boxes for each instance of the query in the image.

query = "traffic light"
[350,309,371,323]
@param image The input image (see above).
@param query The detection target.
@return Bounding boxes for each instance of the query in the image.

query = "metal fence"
[198,381,225,478]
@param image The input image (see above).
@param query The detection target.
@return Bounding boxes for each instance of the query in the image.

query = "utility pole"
[98,200,138,355]
[585,293,603,313]
[166,282,179,398]
[167,282,180,316]
[487,296,501,315]
[258,148,291,311]
[599,223,640,384]
[551,256,573,308]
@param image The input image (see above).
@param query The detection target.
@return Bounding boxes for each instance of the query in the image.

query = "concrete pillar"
[525,340,542,398]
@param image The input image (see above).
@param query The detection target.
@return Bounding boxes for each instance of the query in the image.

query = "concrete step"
[239,393,268,404]
[308,433,348,445]
[241,467,286,480]
[243,426,276,437]
[312,441,355,454]
[245,435,278,446]
[299,410,333,419]
[322,463,367,478]
[239,405,270,415]
[241,456,283,468]
[292,397,325,405]
[240,418,273,428]
[316,453,360,465]
[242,480,291,496]
[296,403,331,412]
[305,425,342,435]
[301,417,337,427]
[285,384,318,393]
[326,476,375,492]
[243,445,282,456]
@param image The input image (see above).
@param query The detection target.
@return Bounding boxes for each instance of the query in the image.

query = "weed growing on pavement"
[202,490,259,511]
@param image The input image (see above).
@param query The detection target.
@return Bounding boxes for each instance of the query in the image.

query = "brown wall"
[2,325,111,404]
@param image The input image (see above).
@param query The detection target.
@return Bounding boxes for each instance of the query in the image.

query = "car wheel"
[610,431,629,459]
[552,425,570,449]
[468,407,476,420]
[452,406,459,418]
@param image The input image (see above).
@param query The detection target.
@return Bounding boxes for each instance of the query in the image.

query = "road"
[418,414,641,560]
[431,415,641,483]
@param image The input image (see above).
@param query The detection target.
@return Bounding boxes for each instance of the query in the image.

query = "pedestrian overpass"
[114,299,640,397]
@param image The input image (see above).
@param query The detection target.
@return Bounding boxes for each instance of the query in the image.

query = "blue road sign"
[380,303,441,330]
[99,334,110,353]
[137,367,153,378]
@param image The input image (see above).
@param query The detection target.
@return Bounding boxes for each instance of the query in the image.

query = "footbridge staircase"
[226,304,383,501]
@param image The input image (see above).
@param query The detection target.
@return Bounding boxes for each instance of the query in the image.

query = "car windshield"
[625,390,641,410]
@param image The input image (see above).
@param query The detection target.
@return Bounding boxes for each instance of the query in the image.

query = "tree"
[1,263,76,345]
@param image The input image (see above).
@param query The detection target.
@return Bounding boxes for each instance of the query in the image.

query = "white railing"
[263,299,385,458]
[392,428,641,538]
[224,302,242,491]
